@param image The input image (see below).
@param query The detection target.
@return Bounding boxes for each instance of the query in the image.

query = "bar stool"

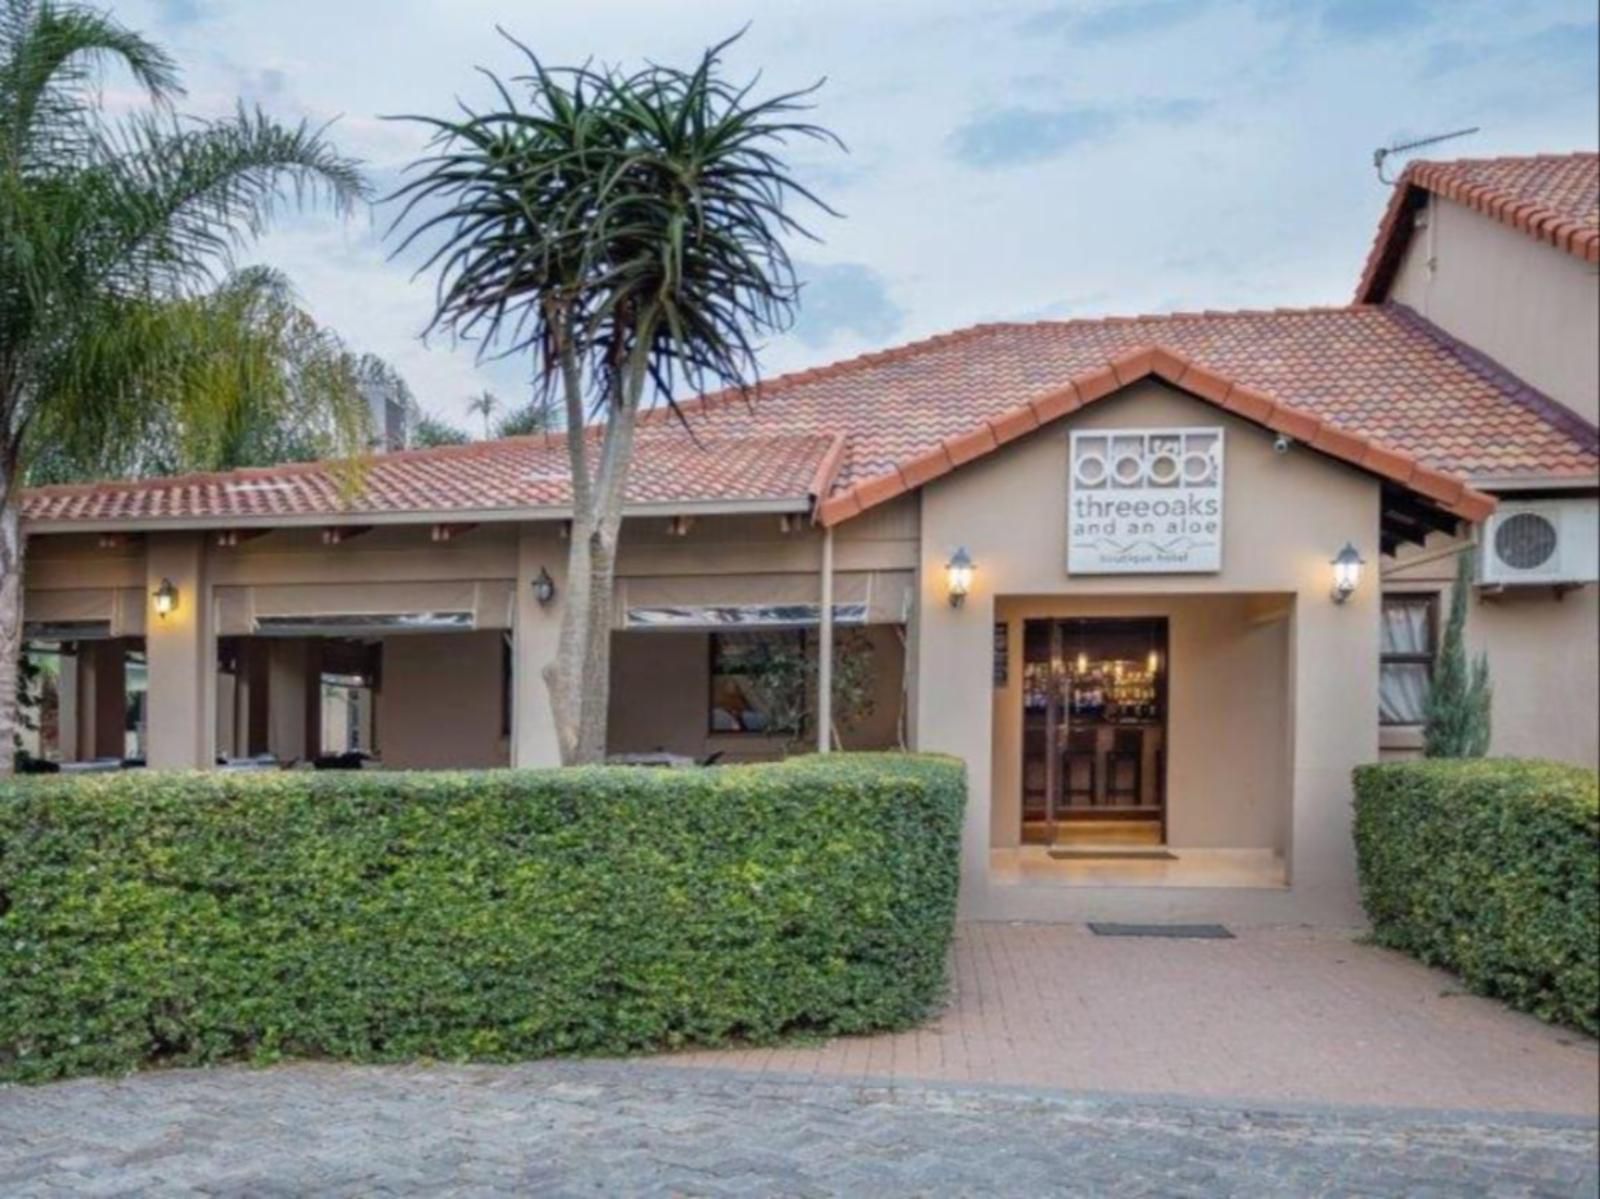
[1061,729,1098,808]
[1106,728,1142,806]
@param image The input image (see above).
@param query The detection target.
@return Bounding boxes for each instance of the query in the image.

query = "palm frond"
[29,265,376,484]
[97,104,370,295]
[0,0,179,172]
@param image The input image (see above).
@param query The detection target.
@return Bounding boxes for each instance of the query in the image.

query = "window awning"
[22,587,146,640]
[215,580,514,637]
[618,570,913,631]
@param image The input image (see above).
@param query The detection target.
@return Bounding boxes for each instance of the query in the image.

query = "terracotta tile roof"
[1357,152,1600,301]
[22,428,836,526]
[24,303,1595,532]
[655,304,1592,521]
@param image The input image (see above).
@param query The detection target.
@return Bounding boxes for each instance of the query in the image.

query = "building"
[18,152,1599,925]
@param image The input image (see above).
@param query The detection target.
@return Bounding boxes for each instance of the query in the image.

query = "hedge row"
[1353,759,1598,1036]
[0,753,965,1083]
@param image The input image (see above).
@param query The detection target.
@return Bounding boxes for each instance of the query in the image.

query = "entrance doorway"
[1021,617,1168,847]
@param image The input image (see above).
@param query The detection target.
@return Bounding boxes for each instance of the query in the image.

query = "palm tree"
[0,0,369,769]
[390,31,837,763]
[27,267,385,484]
[465,389,500,439]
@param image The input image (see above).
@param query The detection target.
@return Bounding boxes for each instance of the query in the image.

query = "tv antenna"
[1373,126,1480,184]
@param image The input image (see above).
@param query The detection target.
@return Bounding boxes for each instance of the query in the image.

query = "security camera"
[1273,434,1293,455]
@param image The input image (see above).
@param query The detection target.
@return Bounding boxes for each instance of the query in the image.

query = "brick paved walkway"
[2,1062,1596,1197]
[2,923,1596,1195]
[661,923,1600,1115]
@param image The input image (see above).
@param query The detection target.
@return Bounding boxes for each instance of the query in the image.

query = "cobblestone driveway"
[2,1061,1597,1197]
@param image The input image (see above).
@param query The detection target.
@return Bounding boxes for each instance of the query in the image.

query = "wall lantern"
[945,547,975,608]
[152,577,179,619]
[1330,543,1364,604]
[532,567,558,607]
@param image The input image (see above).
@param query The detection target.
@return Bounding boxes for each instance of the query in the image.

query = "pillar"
[56,645,80,763]
[512,524,566,767]
[145,533,212,768]
[267,638,312,764]
[1287,538,1380,922]
[78,640,127,760]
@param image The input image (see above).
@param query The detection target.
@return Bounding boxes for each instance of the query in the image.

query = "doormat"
[1048,849,1177,861]
[1088,923,1234,939]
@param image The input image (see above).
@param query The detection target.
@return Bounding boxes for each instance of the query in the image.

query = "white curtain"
[1379,600,1431,724]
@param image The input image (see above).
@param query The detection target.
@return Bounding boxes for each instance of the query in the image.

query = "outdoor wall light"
[532,567,558,607]
[1330,543,1364,604]
[945,547,975,608]
[152,577,179,619]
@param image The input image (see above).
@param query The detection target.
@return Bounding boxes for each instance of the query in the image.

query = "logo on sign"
[1068,428,1224,574]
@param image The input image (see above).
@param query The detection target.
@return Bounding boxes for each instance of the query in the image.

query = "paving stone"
[1,1060,1595,1197]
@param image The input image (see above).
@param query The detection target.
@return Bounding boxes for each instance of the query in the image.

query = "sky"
[109,0,1599,429]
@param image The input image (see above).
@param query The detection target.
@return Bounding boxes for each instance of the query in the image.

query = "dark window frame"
[1379,592,1438,727]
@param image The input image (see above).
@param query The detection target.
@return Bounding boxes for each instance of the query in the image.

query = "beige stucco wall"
[1390,194,1600,429]
[1383,539,1600,767]
[991,594,1290,853]
[378,631,510,770]
[915,380,1381,924]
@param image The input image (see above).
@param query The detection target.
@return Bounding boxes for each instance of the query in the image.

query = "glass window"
[1380,594,1436,726]
[124,647,148,761]
[709,631,807,736]
[17,642,66,764]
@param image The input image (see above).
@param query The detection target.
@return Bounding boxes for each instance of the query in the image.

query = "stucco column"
[145,532,212,769]
[56,645,80,762]
[78,639,127,760]
[267,638,312,764]
[817,526,834,753]
[912,532,995,888]
[1286,539,1380,922]
[512,523,566,768]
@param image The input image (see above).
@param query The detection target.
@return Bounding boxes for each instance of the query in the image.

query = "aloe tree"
[0,0,369,770]
[495,400,553,439]
[391,32,837,763]
[409,409,471,448]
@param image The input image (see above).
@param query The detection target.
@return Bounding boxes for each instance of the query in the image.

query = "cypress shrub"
[1422,552,1492,758]
[0,753,964,1082]
[1353,759,1598,1035]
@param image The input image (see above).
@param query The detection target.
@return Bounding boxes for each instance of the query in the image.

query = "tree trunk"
[539,322,600,766]
[541,517,592,765]
[0,464,25,777]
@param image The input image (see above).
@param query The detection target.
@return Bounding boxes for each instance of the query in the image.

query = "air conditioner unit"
[1478,498,1599,587]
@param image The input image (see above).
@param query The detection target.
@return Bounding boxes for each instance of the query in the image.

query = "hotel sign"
[1068,428,1224,574]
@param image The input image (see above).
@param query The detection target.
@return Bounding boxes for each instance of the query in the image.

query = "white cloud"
[106,0,1598,417]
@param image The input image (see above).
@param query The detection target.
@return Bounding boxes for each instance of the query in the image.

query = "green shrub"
[0,753,964,1083]
[1353,759,1598,1035]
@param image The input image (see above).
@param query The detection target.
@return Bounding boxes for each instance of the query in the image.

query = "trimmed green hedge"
[0,753,964,1082]
[1353,759,1598,1036]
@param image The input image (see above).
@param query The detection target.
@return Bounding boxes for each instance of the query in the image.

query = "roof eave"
[22,495,816,537]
